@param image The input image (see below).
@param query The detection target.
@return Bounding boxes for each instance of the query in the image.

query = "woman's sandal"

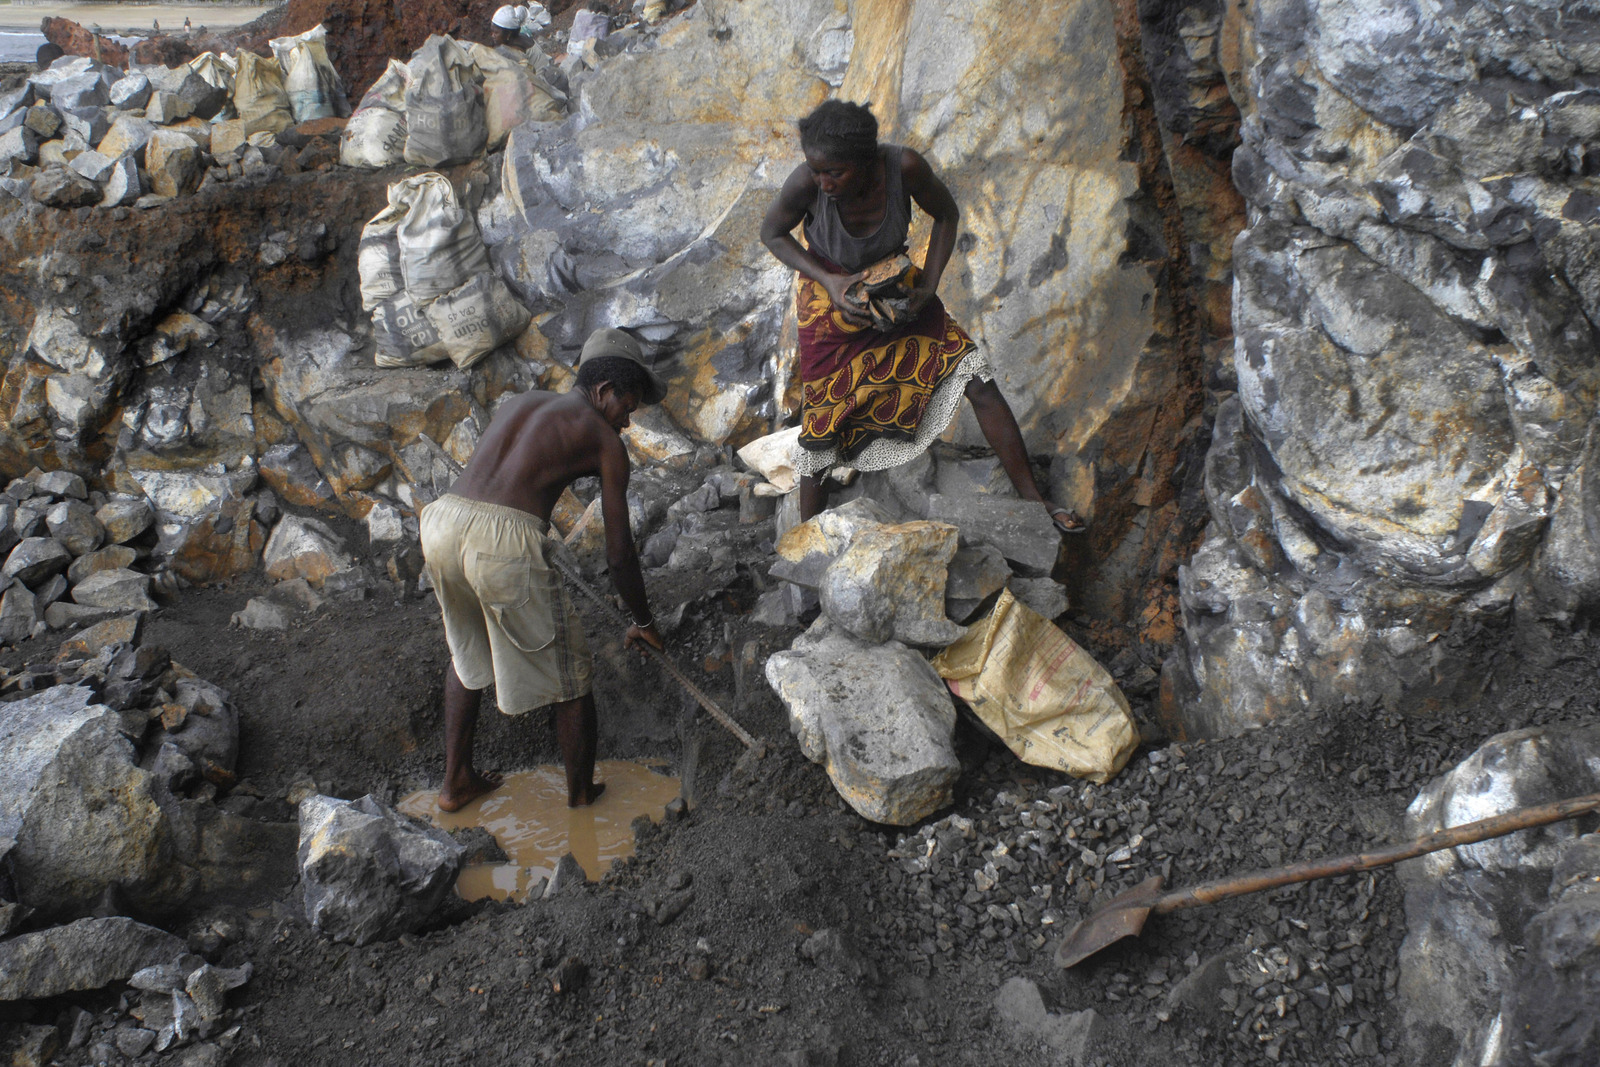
[1049,506,1087,536]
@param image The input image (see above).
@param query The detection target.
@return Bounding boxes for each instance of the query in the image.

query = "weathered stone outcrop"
[1161,0,1600,737]
[1,0,1234,661]
[0,155,544,587]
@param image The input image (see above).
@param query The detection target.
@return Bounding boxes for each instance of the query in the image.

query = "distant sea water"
[0,30,45,62]
[0,30,142,64]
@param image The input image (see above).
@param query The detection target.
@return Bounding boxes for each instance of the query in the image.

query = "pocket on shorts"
[465,551,533,608]
[468,551,559,653]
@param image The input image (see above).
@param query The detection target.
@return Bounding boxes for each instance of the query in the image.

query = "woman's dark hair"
[798,100,879,165]
[576,355,651,400]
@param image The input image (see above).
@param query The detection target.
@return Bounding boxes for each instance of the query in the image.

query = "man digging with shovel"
[419,328,668,812]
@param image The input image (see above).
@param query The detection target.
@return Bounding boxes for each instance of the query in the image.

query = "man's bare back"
[449,390,632,522]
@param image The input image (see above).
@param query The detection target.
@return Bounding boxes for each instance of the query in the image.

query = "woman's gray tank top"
[803,144,912,274]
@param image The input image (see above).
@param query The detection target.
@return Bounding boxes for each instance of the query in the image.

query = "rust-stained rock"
[169,496,269,586]
[771,498,894,589]
[55,614,142,659]
[96,498,155,544]
[262,515,351,586]
[66,545,139,586]
[97,115,156,159]
[40,18,131,68]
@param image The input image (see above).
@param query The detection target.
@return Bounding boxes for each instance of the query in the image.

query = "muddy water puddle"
[400,761,680,902]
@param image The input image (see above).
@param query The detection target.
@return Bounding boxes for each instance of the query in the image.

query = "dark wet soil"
[8,564,1600,1066]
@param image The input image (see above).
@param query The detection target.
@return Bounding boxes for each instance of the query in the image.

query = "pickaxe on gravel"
[1055,791,1600,969]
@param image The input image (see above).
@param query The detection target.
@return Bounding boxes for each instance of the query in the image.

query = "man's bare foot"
[568,781,606,808]
[438,769,503,812]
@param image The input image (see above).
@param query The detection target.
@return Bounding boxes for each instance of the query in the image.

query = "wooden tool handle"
[549,551,755,749]
[1153,791,1600,915]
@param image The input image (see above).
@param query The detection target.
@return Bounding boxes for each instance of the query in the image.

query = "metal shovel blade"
[1054,874,1167,969]
[1052,790,1600,970]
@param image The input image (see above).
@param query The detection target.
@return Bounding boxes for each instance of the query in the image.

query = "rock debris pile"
[0,469,159,647]
[1,27,357,210]
[0,631,280,1063]
[0,917,255,1066]
[759,442,1115,826]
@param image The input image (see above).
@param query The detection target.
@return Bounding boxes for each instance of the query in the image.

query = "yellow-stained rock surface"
[818,520,963,646]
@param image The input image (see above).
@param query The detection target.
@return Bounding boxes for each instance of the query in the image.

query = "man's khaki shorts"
[419,494,593,713]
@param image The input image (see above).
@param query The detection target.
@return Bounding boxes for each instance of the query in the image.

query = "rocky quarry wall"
[1163,0,1600,739]
[0,0,1597,747]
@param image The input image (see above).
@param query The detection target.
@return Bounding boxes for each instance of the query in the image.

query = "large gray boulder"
[818,520,964,646]
[1398,724,1600,1066]
[0,685,188,915]
[0,917,185,1001]
[297,794,464,946]
[765,619,960,825]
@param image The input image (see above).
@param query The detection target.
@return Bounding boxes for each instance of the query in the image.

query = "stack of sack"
[339,34,564,170]
[0,28,349,209]
[359,172,531,370]
[233,25,350,137]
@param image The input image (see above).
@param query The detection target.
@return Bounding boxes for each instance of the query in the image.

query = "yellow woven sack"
[931,587,1138,783]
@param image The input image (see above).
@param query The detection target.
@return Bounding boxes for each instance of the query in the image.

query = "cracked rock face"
[1163,0,1600,738]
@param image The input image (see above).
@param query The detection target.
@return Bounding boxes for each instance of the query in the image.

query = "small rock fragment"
[231,597,289,631]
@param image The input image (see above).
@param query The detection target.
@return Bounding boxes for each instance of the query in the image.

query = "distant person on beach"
[759,99,1085,534]
[35,43,63,69]
[419,328,666,812]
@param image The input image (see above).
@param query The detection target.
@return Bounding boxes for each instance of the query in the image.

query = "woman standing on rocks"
[760,99,1082,532]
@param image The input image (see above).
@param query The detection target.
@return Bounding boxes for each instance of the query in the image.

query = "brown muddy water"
[400,760,682,901]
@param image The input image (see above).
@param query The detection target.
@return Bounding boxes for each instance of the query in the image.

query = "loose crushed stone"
[2,575,1594,1066]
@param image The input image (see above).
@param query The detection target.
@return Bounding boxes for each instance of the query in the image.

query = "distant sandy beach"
[0,3,276,34]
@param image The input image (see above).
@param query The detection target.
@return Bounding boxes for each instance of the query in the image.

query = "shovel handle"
[548,550,755,749]
[1152,791,1600,915]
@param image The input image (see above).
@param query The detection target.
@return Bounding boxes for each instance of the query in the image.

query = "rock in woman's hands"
[823,272,872,325]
